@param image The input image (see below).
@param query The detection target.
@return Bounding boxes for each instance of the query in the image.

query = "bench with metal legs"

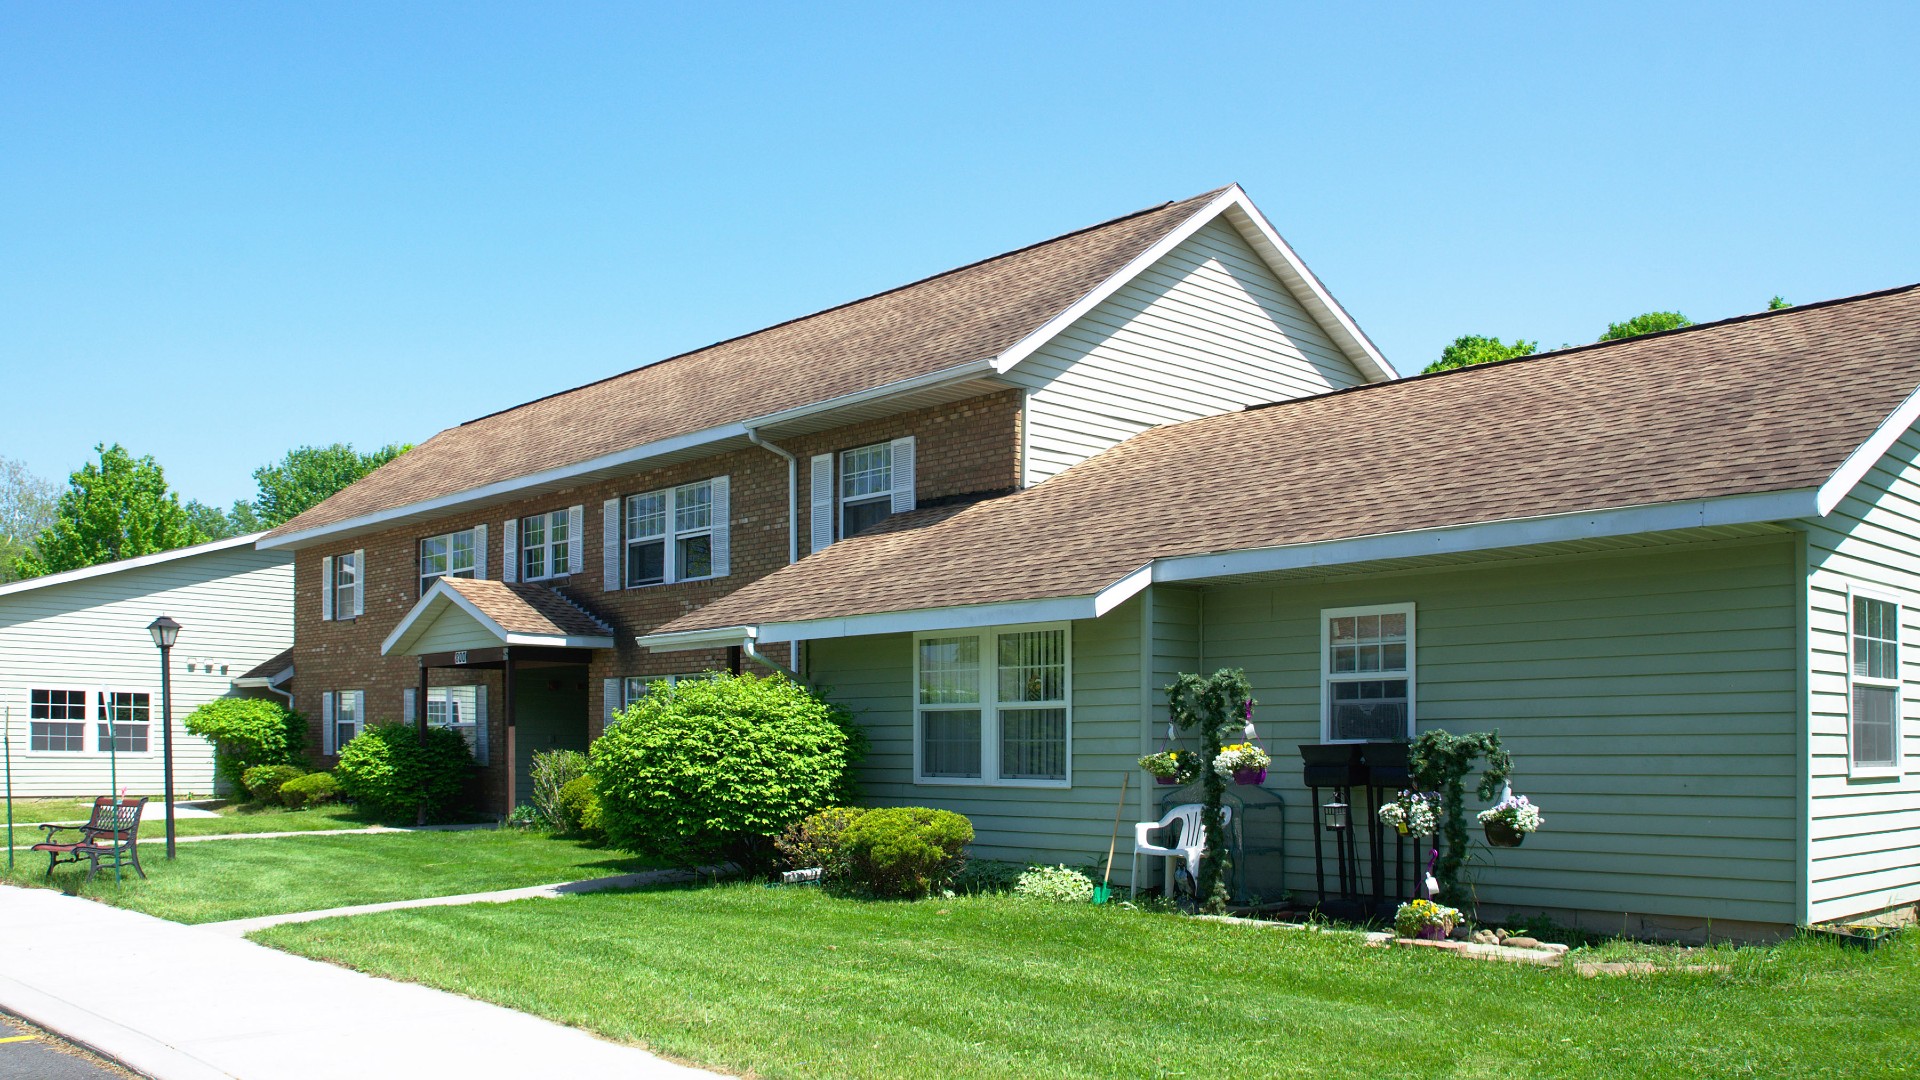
[30,796,148,881]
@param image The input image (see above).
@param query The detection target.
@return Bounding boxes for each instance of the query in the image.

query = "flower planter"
[1154,774,1180,786]
[1416,920,1455,941]
[1482,819,1526,848]
[1232,767,1267,786]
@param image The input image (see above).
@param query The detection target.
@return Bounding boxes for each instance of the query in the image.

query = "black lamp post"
[147,615,181,859]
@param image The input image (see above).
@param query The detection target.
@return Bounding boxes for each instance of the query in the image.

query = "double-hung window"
[1849,589,1903,773]
[622,479,720,587]
[840,443,895,538]
[520,510,571,580]
[427,686,487,762]
[420,528,477,595]
[1321,603,1415,743]
[323,690,364,755]
[810,437,915,552]
[913,624,1070,786]
[332,551,359,617]
[97,692,150,753]
[29,689,87,752]
[622,673,703,708]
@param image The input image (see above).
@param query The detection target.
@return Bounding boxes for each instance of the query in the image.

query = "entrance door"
[512,666,590,806]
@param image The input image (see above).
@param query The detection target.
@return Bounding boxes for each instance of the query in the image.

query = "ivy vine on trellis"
[1409,728,1512,902]
[1165,668,1254,913]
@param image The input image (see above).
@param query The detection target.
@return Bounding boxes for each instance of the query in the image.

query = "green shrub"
[840,807,973,898]
[505,805,546,830]
[774,806,867,880]
[591,673,860,868]
[335,723,473,820]
[183,698,306,792]
[241,764,307,805]
[951,858,1026,895]
[529,749,588,829]
[279,771,338,809]
[556,774,604,839]
[1014,864,1095,903]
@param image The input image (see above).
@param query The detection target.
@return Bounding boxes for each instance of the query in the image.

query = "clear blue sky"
[5,3,1915,508]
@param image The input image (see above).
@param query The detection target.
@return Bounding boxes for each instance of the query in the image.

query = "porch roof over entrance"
[382,578,616,656]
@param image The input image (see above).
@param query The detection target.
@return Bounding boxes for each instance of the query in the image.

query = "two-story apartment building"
[257,185,1394,812]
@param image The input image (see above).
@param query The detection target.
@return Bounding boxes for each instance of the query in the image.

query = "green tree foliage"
[184,698,308,792]
[1165,668,1255,913]
[1768,296,1792,310]
[590,673,860,869]
[1598,311,1693,342]
[335,722,474,821]
[12,444,204,578]
[251,443,410,526]
[1421,334,1539,374]
[1409,729,1513,903]
[0,457,57,583]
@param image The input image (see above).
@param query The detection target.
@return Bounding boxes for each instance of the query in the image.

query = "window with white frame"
[1322,604,1415,743]
[520,510,571,580]
[622,673,703,708]
[327,690,362,754]
[1850,590,1902,771]
[840,443,895,538]
[419,528,477,594]
[624,480,713,587]
[29,689,87,752]
[913,624,1069,785]
[427,686,483,759]
[97,692,150,753]
[332,551,360,618]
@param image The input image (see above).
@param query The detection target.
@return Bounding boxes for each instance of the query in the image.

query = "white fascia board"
[1816,384,1920,516]
[757,594,1102,643]
[636,626,758,653]
[503,633,615,649]
[1093,562,1154,616]
[1216,195,1397,382]
[0,532,272,599]
[1153,489,1819,583]
[381,581,511,656]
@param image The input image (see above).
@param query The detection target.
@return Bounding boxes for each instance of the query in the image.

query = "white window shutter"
[473,524,488,580]
[710,476,731,578]
[567,505,584,575]
[354,691,366,729]
[891,437,917,513]
[352,549,366,617]
[810,454,835,552]
[473,686,489,765]
[322,692,336,755]
[602,678,623,730]
[320,556,334,621]
[403,688,417,723]
[602,499,621,591]
[502,519,518,583]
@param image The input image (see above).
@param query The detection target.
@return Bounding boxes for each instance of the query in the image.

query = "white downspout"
[742,639,804,682]
[745,428,798,565]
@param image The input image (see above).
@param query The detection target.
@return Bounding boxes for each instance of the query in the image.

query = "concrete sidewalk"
[0,886,719,1080]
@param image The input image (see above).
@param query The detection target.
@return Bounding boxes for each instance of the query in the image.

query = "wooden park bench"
[30,796,148,881]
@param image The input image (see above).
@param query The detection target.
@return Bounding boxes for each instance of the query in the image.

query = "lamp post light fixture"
[147,615,181,859]
[1320,800,1350,832]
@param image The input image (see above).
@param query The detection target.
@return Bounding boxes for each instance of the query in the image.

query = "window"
[30,689,87,752]
[624,480,715,587]
[1322,604,1415,743]
[419,528,477,594]
[332,551,359,618]
[97,692,150,753]
[427,686,484,760]
[913,624,1070,786]
[1850,590,1903,772]
[325,690,363,755]
[622,673,703,708]
[520,510,571,580]
[840,443,895,539]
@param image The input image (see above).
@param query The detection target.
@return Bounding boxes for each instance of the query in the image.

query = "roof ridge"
[1244,280,1920,415]
[460,186,1233,428]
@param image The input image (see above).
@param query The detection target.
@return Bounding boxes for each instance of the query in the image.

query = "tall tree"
[1422,334,1539,374]
[1598,311,1692,341]
[1768,296,1792,310]
[184,499,242,541]
[251,443,410,526]
[11,444,204,579]
[0,457,59,583]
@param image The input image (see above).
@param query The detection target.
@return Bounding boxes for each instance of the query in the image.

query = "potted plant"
[1394,897,1463,941]
[1212,742,1271,785]
[1477,793,1543,848]
[1377,790,1440,836]
[1138,749,1199,786]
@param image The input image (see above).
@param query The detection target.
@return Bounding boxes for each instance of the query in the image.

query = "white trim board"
[382,579,614,655]
[1817,382,1920,516]
[0,533,272,599]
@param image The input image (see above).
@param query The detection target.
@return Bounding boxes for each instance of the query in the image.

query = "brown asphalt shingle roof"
[266,189,1230,539]
[654,283,1920,634]
[237,649,293,682]
[444,579,614,640]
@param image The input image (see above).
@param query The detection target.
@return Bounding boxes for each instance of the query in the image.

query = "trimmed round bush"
[335,723,473,820]
[556,774,603,839]
[590,673,860,868]
[242,764,307,805]
[840,807,973,898]
[774,806,867,880]
[529,749,588,830]
[1014,864,1095,903]
[279,771,338,809]
[183,698,306,793]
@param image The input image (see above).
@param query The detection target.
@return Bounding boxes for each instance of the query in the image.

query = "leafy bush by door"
[335,723,472,820]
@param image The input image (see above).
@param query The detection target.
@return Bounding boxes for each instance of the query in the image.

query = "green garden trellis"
[5,705,14,873]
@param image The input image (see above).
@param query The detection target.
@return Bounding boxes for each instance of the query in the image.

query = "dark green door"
[513,667,590,806]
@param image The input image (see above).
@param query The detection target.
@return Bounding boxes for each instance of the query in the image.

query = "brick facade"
[287,389,1023,811]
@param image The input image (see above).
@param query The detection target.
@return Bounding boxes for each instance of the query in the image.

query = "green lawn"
[5,798,453,848]
[2,828,657,923]
[252,884,1920,1080]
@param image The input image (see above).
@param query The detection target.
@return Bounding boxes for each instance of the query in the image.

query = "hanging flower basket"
[1477,793,1543,848]
[1482,819,1525,847]
[1378,790,1440,836]
[1138,749,1199,786]
[1232,766,1267,786]
[1212,743,1271,786]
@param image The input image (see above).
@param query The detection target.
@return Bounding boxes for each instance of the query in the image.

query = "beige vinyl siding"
[1199,538,1802,926]
[408,610,502,654]
[1007,218,1371,487]
[0,547,294,797]
[811,598,1147,874]
[1799,426,1920,924]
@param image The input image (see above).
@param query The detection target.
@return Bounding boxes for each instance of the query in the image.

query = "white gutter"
[746,428,799,564]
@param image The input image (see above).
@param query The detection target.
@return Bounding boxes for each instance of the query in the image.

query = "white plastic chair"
[1130,803,1231,900]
